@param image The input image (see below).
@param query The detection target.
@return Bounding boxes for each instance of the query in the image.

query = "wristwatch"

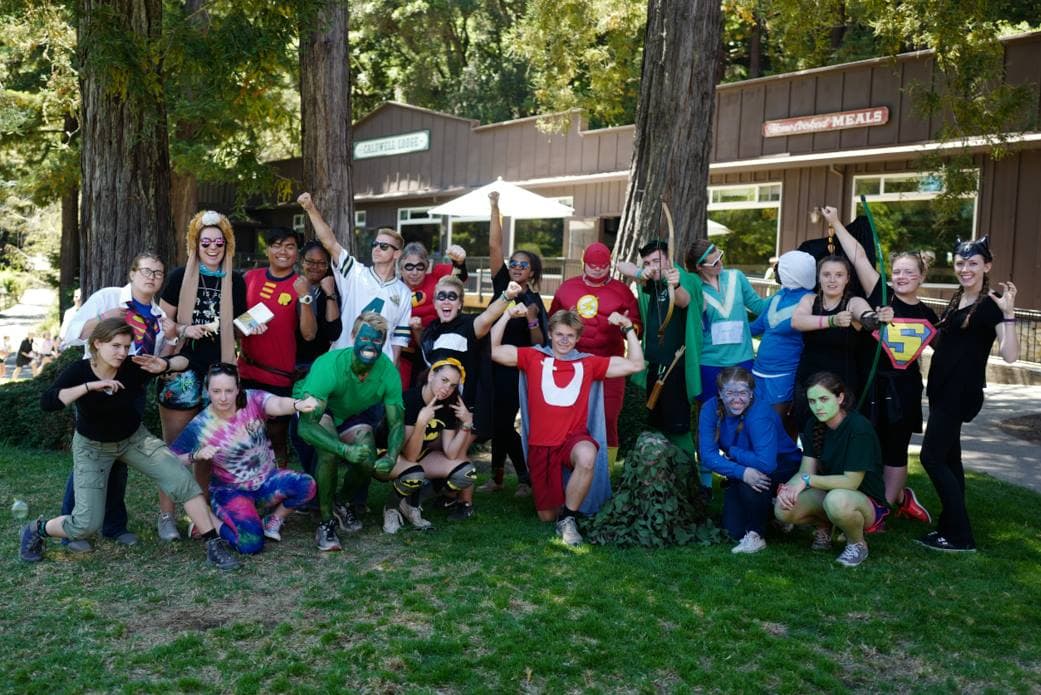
[802,473,812,489]
[326,293,339,302]
[298,294,313,305]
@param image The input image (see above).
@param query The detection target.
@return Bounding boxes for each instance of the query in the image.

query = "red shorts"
[527,430,598,512]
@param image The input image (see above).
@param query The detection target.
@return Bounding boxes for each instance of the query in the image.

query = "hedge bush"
[0,348,161,450]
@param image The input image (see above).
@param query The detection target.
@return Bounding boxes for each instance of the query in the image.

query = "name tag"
[711,320,744,345]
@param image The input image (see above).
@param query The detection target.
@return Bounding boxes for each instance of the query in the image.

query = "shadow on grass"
[1,447,1039,693]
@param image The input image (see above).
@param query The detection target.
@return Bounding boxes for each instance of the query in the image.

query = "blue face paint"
[353,323,386,367]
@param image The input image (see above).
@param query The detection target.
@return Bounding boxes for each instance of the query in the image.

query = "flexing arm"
[488,191,505,273]
[822,206,879,297]
[604,313,643,378]
[792,294,825,332]
[992,283,1020,363]
[264,395,320,418]
[295,276,318,341]
[297,192,344,261]
[373,402,406,475]
[490,310,518,366]
[474,281,524,337]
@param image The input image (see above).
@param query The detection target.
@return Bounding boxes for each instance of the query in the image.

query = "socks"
[202,529,218,541]
[37,518,50,538]
[557,506,577,522]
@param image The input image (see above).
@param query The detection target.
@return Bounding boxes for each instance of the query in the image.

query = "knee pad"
[446,461,477,491]
[393,465,426,497]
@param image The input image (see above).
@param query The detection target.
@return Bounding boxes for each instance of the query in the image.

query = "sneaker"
[836,541,869,567]
[315,519,342,551]
[731,530,767,554]
[477,479,503,493]
[19,518,44,562]
[383,507,403,535]
[262,515,284,542]
[555,516,584,546]
[916,532,976,553]
[447,502,474,521]
[398,498,433,530]
[157,512,181,541]
[811,526,833,551]
[205,537,241,571]
[897,487,932,524]
[514,483,532,498]
[65,539,92,553]
[333,503,362,534]
[111,532,138,546]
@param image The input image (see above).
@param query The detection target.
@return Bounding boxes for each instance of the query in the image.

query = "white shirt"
[61,284,168,359]
[331,249,412,359]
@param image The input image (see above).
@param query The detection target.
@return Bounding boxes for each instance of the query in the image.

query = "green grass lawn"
[2,446,1040,694]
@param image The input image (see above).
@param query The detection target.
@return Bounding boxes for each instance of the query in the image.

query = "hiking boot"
[555,516,583,546]
[897,487,932,524]
[19,518,44,562]
[398,499,432,530]
[811,526,833,551]
[205,537,240,571]
[333,503,362,533]
[262,515,284,542]
[477,479,503,493]
[157,512,180,542]
[383,507,403,535]
[447,502,474,521]
[315,519,342,551]
[514,483,532,498]
[731,530,766,554]
[65,538,92,553]
[916,531,976,553]
[836,541,869,567]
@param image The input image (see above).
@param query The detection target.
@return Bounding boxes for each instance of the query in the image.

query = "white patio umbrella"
[429,177,574,219]
[707,218,731,237]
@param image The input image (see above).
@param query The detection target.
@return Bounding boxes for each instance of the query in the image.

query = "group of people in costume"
[18,191,1019,570]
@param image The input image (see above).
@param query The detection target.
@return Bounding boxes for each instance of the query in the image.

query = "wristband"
[461,421,474,432]
[293,399,300,412]
[635,268,644,280]
[326,294,339,301]
[818,315,825,329]
[527,319,539,329]
[159,356,171,375]
[621,324,634,336]
[802,473,812,489]
[85,382,91,393]
[827,315,836,328]
[1002,317,1016,323]
[499,291,510,303]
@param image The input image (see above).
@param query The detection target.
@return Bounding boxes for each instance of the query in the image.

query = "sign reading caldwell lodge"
[353,130,431,159]
[762,107,889,138]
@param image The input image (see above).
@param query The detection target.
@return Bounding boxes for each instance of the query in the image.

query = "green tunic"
[634,267,704,401]
[804,410,888,505]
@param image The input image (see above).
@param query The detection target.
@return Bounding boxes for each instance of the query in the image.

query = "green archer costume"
[294,321,405,549]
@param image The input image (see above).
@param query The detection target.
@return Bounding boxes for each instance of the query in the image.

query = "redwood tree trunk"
[59,114,80,314]
[300,0,354,253]
[78,0,173,295]
[616,0,723,265]
[170,169,197,266]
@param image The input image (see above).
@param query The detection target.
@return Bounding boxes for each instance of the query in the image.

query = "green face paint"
[352,323,386,369]
[807,385,841,422]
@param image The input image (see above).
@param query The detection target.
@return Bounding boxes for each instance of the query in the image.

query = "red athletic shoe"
[897,486,932,524]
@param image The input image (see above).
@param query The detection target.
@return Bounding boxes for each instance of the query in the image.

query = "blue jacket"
[698,396,802,479]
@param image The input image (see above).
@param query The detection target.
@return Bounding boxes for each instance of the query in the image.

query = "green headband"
[696,244,718,266]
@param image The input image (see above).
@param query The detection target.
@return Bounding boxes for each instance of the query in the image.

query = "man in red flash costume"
[550,242,640,466]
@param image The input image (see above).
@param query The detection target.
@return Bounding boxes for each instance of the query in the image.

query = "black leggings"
[919,406,974,546]
[491,397,530,484]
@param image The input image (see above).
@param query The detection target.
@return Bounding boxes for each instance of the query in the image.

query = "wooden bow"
[657,198,677,342]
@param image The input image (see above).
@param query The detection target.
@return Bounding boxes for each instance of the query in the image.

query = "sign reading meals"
[353,130,431,159]
[762,107,890,138]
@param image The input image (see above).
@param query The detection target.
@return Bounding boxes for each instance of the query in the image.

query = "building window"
[707,183,782,277]
[852,172,977,283]
[398,206,444,254]
[292,214,306,233]
[354,210,367,228]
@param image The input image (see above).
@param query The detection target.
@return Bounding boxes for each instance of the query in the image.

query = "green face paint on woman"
[807,385,841,423]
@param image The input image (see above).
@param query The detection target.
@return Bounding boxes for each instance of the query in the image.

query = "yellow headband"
[431,357,466,385]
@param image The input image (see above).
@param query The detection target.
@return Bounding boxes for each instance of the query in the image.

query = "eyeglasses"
[302,258,328,267]
[435,291,460,302]
[200,239,225,248]
[136,268,165,279]
[371,241,399,251]
[705,250,725,268]
[402,262,427,272]
[509,259,530,270]
[720,387,752,400]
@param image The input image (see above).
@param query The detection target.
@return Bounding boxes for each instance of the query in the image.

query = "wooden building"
[207,31,1041,311]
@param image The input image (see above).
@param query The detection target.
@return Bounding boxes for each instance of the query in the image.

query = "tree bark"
[78,0,173,296]
[616,0,723,265]
[59,114,80,314]
[300,0,354,253]
[170,168,197,266]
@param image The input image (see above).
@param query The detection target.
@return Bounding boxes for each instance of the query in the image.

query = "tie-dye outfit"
[170,389,315,553]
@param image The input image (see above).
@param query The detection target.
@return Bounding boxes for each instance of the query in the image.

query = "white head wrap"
[777,250,817,290]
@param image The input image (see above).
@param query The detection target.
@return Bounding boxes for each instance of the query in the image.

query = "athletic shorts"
[336,403,384,435]
[865,496,891,534]
[156,369,206,410]
[527,430,597,512]
[753,371,795,406]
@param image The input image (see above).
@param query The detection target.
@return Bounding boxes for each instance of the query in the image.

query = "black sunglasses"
[371,240,399,251]
[402,262,427,272]
[208,362,238,376]
[435,291,460,302]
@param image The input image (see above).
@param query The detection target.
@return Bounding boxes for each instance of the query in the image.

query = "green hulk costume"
[294,324,405,525]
